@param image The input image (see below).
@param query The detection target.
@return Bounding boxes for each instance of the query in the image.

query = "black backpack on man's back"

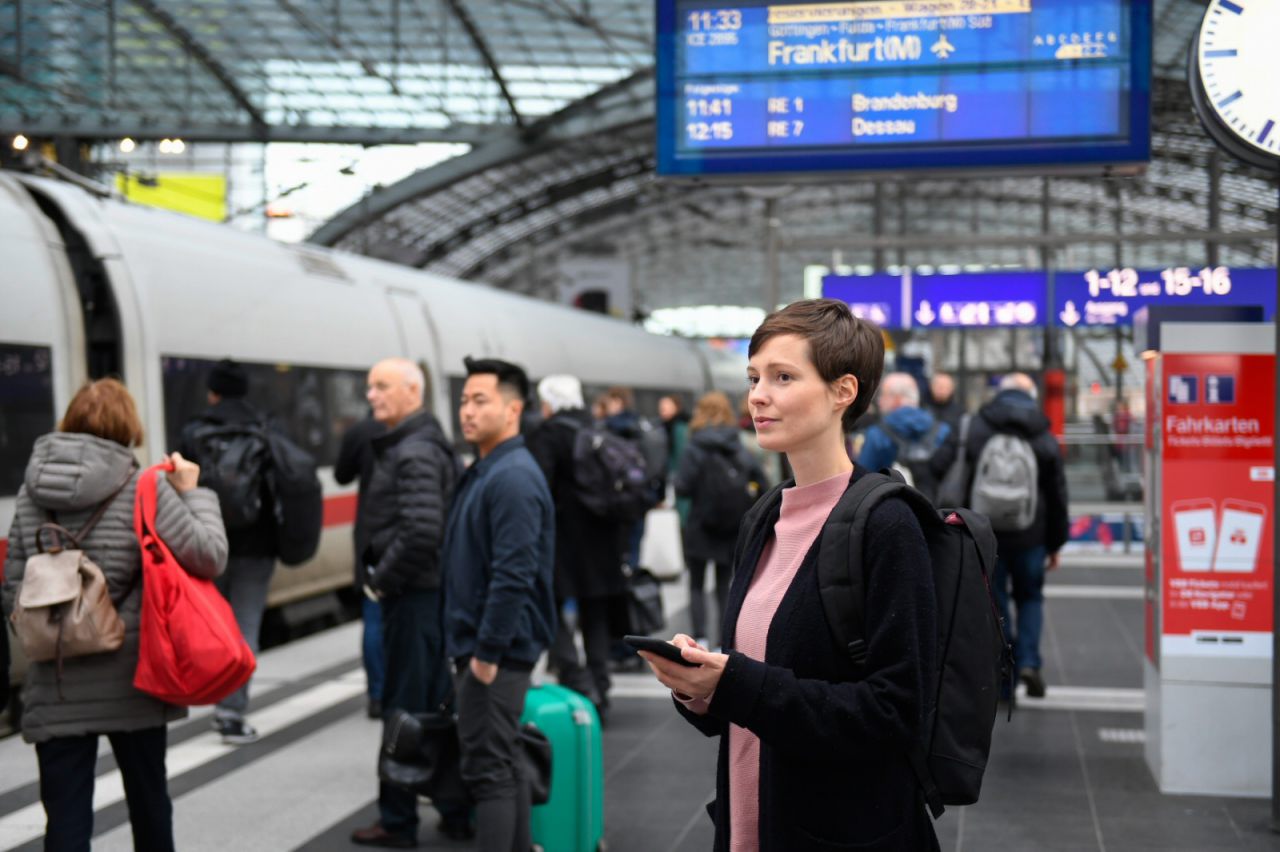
[185,422,271,530]
[263,430,322,565]
[737,469,1010,818]
[698,445,763,537]
[568,422,653,523]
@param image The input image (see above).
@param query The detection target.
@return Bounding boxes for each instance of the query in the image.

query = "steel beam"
[443,0,525,129]
[130,0,268,135]
[0,118,494,146]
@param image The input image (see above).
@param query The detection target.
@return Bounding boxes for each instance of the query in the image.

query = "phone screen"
[1172,499,1218,572]
[1213,500,1266,573]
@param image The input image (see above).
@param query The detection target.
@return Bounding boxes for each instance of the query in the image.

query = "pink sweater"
[726,471,850,852]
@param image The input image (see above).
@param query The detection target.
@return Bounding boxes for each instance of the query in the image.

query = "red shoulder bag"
[133,461,255,705]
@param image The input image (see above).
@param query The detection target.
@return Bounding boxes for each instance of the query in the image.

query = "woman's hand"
[166,452,200,494]
[639,634,728,700]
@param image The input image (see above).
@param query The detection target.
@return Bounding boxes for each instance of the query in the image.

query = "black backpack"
[738,470,1009,818]
[883,420,942,503]
[698,444,762,537]
[263,430,322,566]
[186,421,271,530]
[569,422,652,523]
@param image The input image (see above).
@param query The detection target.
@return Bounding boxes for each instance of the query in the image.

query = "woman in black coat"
[674,391,767,646]
[637,300,939,852]
[528,375,627,718]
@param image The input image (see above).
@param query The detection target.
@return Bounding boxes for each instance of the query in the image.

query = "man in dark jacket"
[528,374,626,722]
[444,357,555,852]
[930,372,1069,699]
[179,359,280,745]
[928,371,965,431]
[334,414,386,718]
[351,358,467,849]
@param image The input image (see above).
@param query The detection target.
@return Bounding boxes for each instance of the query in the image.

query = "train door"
[384,288,450,437]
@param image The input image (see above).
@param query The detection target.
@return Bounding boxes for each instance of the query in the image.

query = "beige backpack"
[10,476,133,677]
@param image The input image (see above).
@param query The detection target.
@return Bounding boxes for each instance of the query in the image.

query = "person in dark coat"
[928,372,964,431]
[178,358,281,745]
[637,299,939,852]
[351,358,468,848]
[929,371,1068,699]
[674,391,767,647]
[334,413,387,718]
[528,374,626,721]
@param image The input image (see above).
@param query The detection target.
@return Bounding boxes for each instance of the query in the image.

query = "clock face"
[1195,0,1280,163]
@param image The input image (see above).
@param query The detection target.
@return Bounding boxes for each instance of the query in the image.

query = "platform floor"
[2,557,1278,851]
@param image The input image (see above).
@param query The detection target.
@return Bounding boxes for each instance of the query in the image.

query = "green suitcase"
[521,683,606,852]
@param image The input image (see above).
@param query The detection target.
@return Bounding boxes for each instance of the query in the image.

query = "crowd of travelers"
[2,297,1071,851]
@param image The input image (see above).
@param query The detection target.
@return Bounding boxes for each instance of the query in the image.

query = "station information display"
[823,265,1276,329]
[657,0,1153,177]
[1054,267,1279,327]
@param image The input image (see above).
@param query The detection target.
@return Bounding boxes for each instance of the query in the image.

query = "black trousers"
[35,726,173,852]
[455,666,532,852]
[552,598,613,706]
[378,588,464,838]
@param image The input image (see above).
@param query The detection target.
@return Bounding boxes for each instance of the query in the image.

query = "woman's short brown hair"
[748,299,884,431]
[690,391,736,432]
[59,378,145,448]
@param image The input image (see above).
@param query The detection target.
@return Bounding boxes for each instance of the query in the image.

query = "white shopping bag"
[639,507,684,581]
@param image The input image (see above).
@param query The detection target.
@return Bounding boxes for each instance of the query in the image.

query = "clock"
[1189,0,1280,171]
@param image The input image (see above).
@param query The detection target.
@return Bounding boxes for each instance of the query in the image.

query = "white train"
[0,171,746,708]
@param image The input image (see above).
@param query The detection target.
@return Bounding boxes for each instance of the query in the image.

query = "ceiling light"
[158,138,173,154]
[119,137,136,153]
[171,138,185,154]
[12,134,29,151]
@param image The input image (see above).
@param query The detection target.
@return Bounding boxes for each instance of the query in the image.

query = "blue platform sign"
[822,273,903,328]
[657,0,1152,177]
[910,271,1047,328]
[1053,266,1278,327]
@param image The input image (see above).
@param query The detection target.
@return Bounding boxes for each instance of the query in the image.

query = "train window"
[0,344,56,495]
[161,357,368,467]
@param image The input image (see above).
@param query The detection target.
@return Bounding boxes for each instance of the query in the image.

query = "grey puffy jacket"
[1,433,228,743]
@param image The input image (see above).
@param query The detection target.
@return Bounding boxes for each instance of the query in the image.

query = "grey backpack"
[970,433,1038,532]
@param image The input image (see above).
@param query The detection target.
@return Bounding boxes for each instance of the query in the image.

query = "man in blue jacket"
[443,357,555,852]
[856,371,950,501]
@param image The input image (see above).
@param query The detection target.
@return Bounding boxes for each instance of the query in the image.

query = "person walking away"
[350,358,468,848]
[659,395,692,522]
[674,391,767,648]
[857,372,950,502]
[603,386,665,568]
[3,378,227,851]
[444,358,556,852]
[334,413,387,718]
[930,372,1068,699]
[637,300,940,851]
[528,374,626,724]
[178,359,283,744]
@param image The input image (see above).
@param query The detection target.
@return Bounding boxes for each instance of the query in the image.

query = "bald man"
[928,371,1068,702]
[856,371,951,501]
[352,358,471,847]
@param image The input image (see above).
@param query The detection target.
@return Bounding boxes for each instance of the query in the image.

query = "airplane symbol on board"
[931,35,956,59]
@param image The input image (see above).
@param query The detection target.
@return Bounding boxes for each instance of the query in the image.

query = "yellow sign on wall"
[116,172,227,222]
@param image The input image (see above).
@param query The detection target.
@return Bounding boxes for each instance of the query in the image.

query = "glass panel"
[0,344,56,495]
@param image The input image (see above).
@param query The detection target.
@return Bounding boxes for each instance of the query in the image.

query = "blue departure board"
[657,0,1152,177]
[911,271,1046,327]
[1053,266,1278,327]
[821,273,904,327]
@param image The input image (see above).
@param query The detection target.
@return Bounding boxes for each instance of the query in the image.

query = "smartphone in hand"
[624,635,700,668]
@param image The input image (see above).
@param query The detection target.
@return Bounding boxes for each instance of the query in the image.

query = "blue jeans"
[993,545,1047,671]
[214,555,276,720]
[362,596,384,702]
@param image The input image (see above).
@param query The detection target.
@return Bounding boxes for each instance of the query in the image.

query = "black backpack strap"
[732,479,788,571]
[816,471,911,666]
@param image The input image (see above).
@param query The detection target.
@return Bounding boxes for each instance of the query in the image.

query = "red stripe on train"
[0,495,354,580]
[323,493,358,528]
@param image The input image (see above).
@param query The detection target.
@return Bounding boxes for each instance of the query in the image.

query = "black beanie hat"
[208,358,249,398]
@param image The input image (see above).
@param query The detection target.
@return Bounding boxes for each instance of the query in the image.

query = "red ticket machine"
[1144,322,1275,796]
